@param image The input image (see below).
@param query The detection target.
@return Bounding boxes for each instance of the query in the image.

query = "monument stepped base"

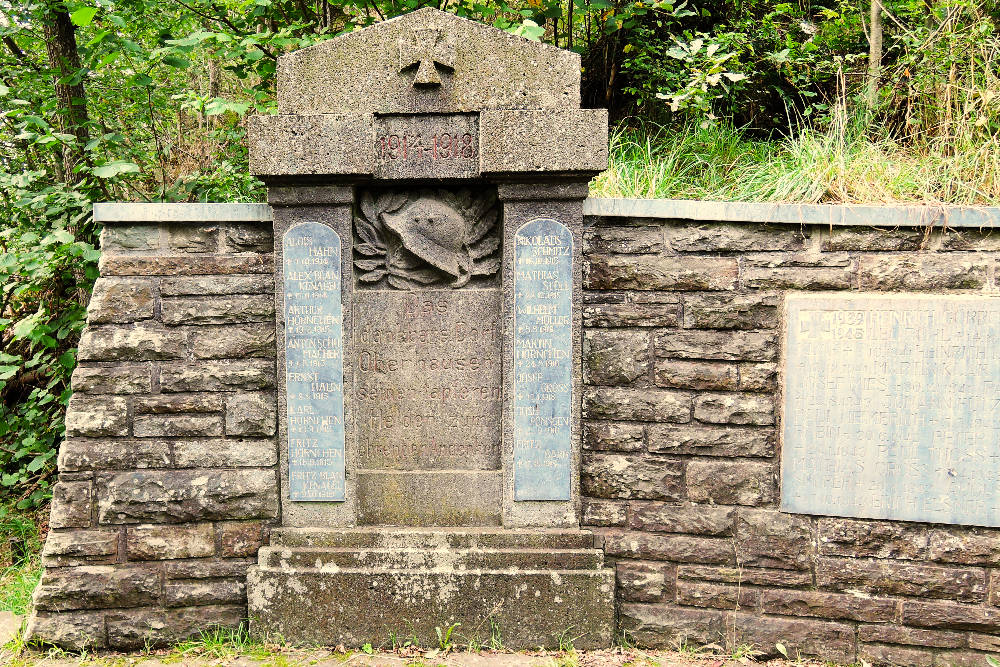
[248,528,616,649]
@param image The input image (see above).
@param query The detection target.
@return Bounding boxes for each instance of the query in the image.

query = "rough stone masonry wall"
[28,217,279,650]
[580,216,1000,667]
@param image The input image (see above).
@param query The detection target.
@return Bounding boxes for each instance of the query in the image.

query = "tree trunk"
[42,1,90,183]
[866,0,883,109]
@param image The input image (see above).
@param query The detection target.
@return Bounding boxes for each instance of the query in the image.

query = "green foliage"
[0,503,44,616]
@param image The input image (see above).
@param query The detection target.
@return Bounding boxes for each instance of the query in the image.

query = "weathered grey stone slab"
[353,289,501,471]
[782,294,1000,526]
[513,219,573,500]
[480,109,609,174]
[283,222,345,501]
[249,114,374,178]
[374,113,478,179]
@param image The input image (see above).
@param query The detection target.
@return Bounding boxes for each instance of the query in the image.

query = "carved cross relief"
[398,28,455,87]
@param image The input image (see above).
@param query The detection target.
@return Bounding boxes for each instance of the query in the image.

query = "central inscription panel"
[353,289,502,471]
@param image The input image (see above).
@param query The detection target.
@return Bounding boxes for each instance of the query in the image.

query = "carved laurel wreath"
[353,189,501,290]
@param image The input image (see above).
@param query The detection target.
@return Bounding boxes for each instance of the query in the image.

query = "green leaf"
[0,82,8,96]
[162,55,191,69]
[92,161,140,178]
[70,7,99,26]
[132,73,153,86]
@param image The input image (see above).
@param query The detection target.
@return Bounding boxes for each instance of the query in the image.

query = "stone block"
[188,324,276,359]
[41,528,118,567]
[629,502,734,536]
[687,460,777,506]
[664,223,805,252]
[902,600,1000,632]
[817,518,927,559]
[677,565,813,587]
[858,644,934,667]
[693,393,774,425]
[583,421,644,452]
[646,424,775,457]
[33,565,160,612]
[735,510,813,570]
[105,605,244,649]
[27,610,107,650]
[586,255,738,291]
[87,278,155,324]
[582,499,627,527]
[940,229,1000,251]
[218,521,265,557]
[859,254,988,290]
[584,226,663,254]
[71,364,152,394]
[857,623,965,648]
[133,414,224,437]
[583,301,679,327]
[58,438,171,471]
[65,396,128,437]
[602,530,734,565]
[682,293,779,329]
[172,439,277,468]
[223,224,274,253]
[584,330,651,386]
[225,392,277,437]
[654,360,737,391]
[133,393,222,414]
[249,113,374,176]
[928,527,1000,566]
[581,454,683,501]
[676,581,758,611]
[78,323,185,361]
[100,253,272,276]
[583,387,691,422]
[654,329,777,361]
[160,359,276,392]
[932,650,995,667]
[617,561,672,602]
[742,266,853,290]
[49,481,92,529]
[728,612,856,663]
[822,227,927,251]
[816,557,986,602]
[480,109,608,173]
[164,224,218,252]
[165,558,256,580]
[160,275,273,296]
[97,469,278,524]
[126,523,216,560]
[968,632,1000,651]
[738,362,777,391]
[620,603,727,648]
[161,295,274,325]
[101,223,159,252]
[760,588,896,622]
[165,579,246,607]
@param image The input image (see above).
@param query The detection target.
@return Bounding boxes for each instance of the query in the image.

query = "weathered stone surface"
[582,499,627,527]
[225,392,277,437]
[742,266,853,290]
[87,278,155,324]
[188,324,276,359]
[928,527,1000,566]
[584,330,651,386]
[249,113,374,176]
[126,523,215,560]
[816,557,986,602]
[65,396,128,437]
[629,502,734,536]
[27,610,107,650]
[97,469,278,523]
[902,600,1000,632]
[967,632,1000,651]
[646,424,775,457]
[41,529,118,567]
[858,643,934,667]
[822,227,927,251]
[676,581,758,610]
[620,603,727,647]
[760,588,896,622]
[585,226,663,254]
[161,360,276,392]
[583,301,679,327]
[654,329,777,361]
[677,565,813,587]
[602,530,734,565]
[160,275,272,296]
[586,255,738,291]
[101,223,159,252]
[857,623,965,648]
[105,605,244,648]
[78,323,185,361]
[583,387,691,422]
[49,481,92,529]
[356,471,501,527]
[223,224,273,253]
[133,393,222,414]
[664,223,805,252]
[584,421,645,452]
[818,518,927,559]
[617,561,672,602]
[581,454,683,500]
[133,414,224,437]
[165,558,256,580]
[654,360,737,391]
[161,295,274,325]
[165,579,246,607]
[738,362,777,391]
[480,108,608,173]
[164,224,217,252]
[729,612,856,663]
[859,254,988,289]
[33,565,160,611]
[172,439,277,468]
[100,254,271,276]
[218,521,265,557]
[687,460,777,506]
[693,393,774,425]
[71,364,152,394]
[682,293,779,329]
[735,509,812,570]
[58,438,171,471]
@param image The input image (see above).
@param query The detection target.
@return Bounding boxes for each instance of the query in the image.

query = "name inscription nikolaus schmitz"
[782,294,1000,527]
[283,222,346,501]
[513,218,574,501]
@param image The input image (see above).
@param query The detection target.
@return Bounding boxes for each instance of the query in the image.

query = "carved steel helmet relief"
[354,189,500,289]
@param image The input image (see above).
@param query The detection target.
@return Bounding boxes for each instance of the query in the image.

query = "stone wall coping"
[93,199,1000,229]
[93,202,273,223]
[583,197,1000,229]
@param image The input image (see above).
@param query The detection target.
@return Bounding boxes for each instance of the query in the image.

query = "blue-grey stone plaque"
[283,222,345,501]
[782,294,1000,527]
[513,218,573,501]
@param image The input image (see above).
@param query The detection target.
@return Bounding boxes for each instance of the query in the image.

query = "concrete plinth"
[248,528,615,649]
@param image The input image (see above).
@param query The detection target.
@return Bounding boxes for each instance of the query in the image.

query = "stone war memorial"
[25,7,1000,665]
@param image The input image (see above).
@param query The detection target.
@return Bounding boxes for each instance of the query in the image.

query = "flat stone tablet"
[283,222,345,501]
[513,218,573,501]
[782,294,1000,526]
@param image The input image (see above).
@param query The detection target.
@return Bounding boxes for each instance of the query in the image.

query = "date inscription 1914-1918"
[377,132,476,161]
